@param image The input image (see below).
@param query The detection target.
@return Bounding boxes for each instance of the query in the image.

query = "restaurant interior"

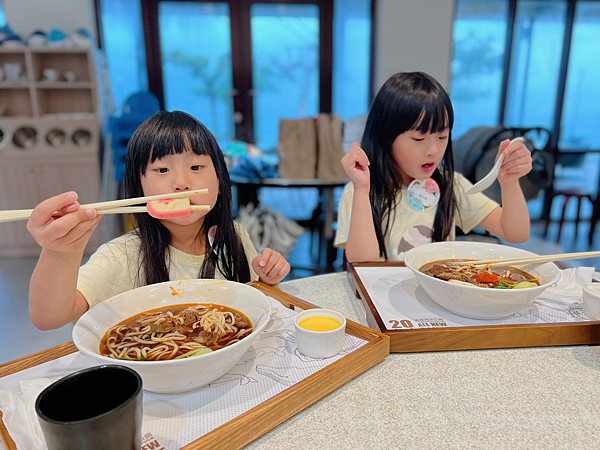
[1,0,600,448]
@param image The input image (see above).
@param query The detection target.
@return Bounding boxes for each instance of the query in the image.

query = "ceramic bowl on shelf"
[404,241,561,319]
[72,279,272,393]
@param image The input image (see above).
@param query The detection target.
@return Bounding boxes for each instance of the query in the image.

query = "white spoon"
[466,136,525,195]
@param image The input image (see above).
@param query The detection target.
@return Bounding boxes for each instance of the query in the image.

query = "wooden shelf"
[35,81,93,89]
[0,48,100,257]
[0,82,29,89]
[30,48,90,54]
[0,48,96,116]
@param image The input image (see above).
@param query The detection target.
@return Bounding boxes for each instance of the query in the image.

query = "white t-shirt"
[77,222,259,309]
[335,173,499,260]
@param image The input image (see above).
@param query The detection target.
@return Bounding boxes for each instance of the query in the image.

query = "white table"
[245,272,600,449]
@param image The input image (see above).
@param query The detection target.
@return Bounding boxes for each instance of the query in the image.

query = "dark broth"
[99,303,252,360]
[419,259,539,287]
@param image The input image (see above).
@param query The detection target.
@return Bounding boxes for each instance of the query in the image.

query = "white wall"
[373,0,455,92]
[3,0,97,41]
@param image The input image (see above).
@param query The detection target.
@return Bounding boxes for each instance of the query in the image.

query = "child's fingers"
[62,215,102,247]
[260,251,280,276]
[258,248,273,267]
[343,146,370,171]
[252,249,271,274]
[496,139,511,159]
[501,149,532,170]
[29,191,80,227]
[265,257,288,279]
[40,208,98,242]
[502,141,527,157]
[503,161,532,176]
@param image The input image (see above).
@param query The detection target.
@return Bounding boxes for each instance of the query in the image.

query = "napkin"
[533,267,595,311]
[0,378,55,450]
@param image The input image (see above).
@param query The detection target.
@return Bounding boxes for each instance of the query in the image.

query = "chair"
[542,153,596,244]
[543,189,594,243]
[122,92,160,117]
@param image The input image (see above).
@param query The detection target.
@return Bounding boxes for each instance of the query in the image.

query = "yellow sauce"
[298,316,342,332]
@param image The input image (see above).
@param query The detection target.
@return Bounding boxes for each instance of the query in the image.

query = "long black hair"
[124,110,251,285]
[360,72,456,259]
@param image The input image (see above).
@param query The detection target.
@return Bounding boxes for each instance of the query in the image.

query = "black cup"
[35,365,143,450]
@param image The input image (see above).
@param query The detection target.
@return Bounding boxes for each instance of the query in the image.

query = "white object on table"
[466,136,525,195]
[582,283,600,319]
[294,309,347,358]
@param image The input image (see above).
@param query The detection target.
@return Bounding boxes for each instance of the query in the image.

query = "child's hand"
[252,248,290,285]
[496,139,532,186]
[341,142,370,190]
[27,192,102,255]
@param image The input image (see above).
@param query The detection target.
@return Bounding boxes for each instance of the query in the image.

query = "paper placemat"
[0,297,368,450]
[355,266,595,329]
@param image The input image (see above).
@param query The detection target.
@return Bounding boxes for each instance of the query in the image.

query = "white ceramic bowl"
[582,283,600,320]
[404,242,561,319]
[73,279,272,393]
[293,309,346,359]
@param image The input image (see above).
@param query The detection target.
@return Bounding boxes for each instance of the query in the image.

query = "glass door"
[250,3,320,150]
[143,0,330,147]
[156,1,235,144]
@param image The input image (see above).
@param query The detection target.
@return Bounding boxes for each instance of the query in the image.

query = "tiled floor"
[1,192,599,366]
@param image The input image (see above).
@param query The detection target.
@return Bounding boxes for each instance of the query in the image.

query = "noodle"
[420,259,540,289]
[99,303,253,361]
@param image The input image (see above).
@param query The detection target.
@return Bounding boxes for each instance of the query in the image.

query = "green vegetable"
[494,281,512,289]
[140,354,145,361]
[512,281,538,289]
[174,347,213,359]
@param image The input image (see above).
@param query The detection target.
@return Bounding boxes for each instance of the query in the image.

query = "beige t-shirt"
[77,222,259,309]
[335,173,499,261]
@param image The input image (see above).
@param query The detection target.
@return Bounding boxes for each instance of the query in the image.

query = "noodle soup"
[100,303,253,361]
[419,259,540,289]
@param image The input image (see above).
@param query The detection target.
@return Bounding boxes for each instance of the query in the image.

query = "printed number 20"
[389,319,413,329]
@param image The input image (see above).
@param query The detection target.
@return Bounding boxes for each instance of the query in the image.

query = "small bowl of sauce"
[294,309,347,358]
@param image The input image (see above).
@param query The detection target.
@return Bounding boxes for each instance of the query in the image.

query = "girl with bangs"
[27,111,289,330]
[336,72,533,262]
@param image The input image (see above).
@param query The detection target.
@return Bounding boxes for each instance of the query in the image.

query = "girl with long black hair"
[336,72,532,262]
[27,111,289,330]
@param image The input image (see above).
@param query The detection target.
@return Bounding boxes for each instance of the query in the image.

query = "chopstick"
[83,189,208,210]
[0,189,209,223]
[99,205,210,214]
[454,250,600,268]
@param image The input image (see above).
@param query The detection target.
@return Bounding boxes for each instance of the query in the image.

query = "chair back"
[122,92,160,117]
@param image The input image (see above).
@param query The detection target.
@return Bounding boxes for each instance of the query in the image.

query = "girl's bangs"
[148,127,211,163]
[411,100,452,134]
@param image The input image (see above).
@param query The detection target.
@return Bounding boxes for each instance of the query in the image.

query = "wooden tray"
[0,282,389,450]
[347,262,600,353]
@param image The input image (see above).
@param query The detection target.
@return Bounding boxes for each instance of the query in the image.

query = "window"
[158,2,233,143]
[452,0,600,154]
[98,0,373,144]
[333,0,372,122]
[450,0,509,139]
[0,1,6,27]
[504,1,567,130]
[98,0,148,114]
[560,1,600,149]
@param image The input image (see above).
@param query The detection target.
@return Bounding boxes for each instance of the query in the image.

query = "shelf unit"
[0,48,101,257]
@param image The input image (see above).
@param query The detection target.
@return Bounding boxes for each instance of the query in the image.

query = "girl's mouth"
[421,163,434,172]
